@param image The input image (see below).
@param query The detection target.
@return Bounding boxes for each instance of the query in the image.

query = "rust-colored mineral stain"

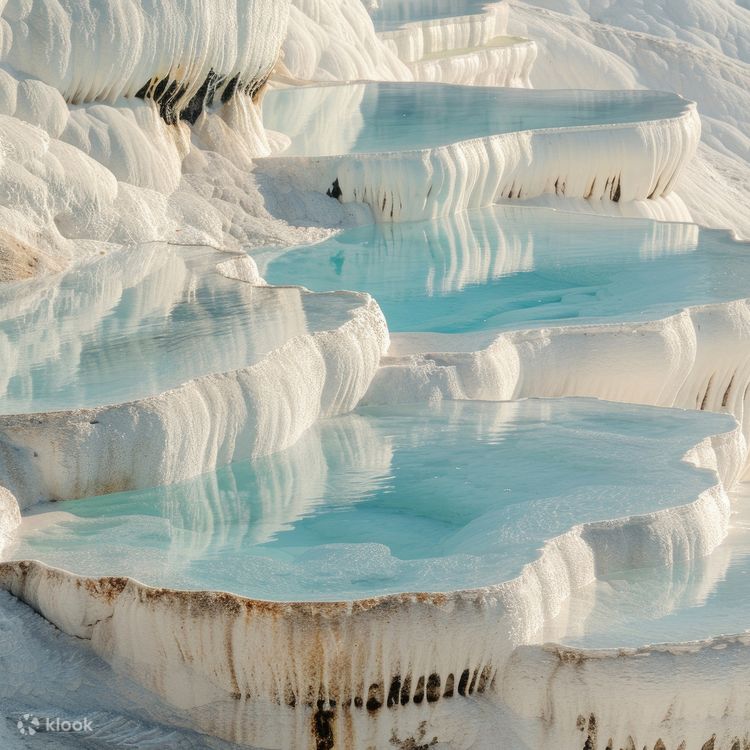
[81,576,128,603]
[313,702,335,750]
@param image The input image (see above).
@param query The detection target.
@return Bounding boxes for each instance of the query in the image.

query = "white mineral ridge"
[0,0,289,106]
[258,86,700,222]
[406,36,538,87]
[0,258,389,506]
[0,589,242,749]
[508,0,750,237]
[0,0,354,277]
[282,0,411,81]
[501,636,750,749]
[370,298,750,471]
[0,407,743,748]
[377,1,510,63]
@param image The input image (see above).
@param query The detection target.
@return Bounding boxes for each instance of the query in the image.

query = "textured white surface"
[508,0,750,237]
[370,299,750,466]
[0,262,388,506]
[406,36,537,87]
[0,0,355,278]
[259,100,700,221]
[282,0,410,81]
[502,636,750,749]
[0,0,748,747]
[0,411,742,748]
[378,1,510,63]
[1,0,289,107]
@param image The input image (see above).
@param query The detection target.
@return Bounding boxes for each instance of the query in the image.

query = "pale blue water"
[550,484,750,648]
[370,0,491,31]
[12,400,733,601]
[261,83,692,157]
[260,205,742,333]
[0,245,360,415]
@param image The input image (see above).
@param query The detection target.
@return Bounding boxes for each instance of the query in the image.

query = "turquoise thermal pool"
[259,205,743,334]
[11,399,733,601]
[0,245,361,415]
[370,0,492,31]
[261,83,692,157]
[545,483,750,649]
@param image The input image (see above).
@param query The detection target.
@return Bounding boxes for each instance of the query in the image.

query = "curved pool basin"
[259,205,743,334]
[10,398,734,601]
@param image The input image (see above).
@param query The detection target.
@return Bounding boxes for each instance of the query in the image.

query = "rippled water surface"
[12,399,731,600]
[261,205,741,334]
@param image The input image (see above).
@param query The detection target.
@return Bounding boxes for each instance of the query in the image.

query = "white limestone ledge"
[257,98,700,222]
[0,413,742,748]
[0,259,389,507]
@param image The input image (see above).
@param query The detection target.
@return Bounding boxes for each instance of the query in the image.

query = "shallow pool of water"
[11,399,732,600]
[262,83,692,157]
[260,205,742,333]
[370,0,492,32]
[0,245,360,414]
[545,483,750,648]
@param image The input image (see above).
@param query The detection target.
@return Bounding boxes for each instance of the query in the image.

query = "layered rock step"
[259,82,699,221]
[2,397,740,748]
[502,480,750,750]
[372,0,537,87]
[260,203,750,457]
[0,245,388,506]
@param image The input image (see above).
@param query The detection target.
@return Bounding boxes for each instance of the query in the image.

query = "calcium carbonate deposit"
[1,1,749,749]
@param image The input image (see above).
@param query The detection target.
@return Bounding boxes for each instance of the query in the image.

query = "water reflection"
[11,400,730,601]
[258,204,750,335]
[262,83,692,156]
[0,245,359,414]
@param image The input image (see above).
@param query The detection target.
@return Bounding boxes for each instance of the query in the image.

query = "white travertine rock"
[258,98,701,222]
[378,1,510,63]
[282,0,410,81]
[369,300,750,471]
[0,413,742,748]
[0,268,389,506]
[1,0,289,110]
[0,1,342,278]
[407,37,538,87]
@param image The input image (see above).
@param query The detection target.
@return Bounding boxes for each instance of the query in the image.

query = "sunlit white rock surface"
[1,399,742,749]
[0,589,241,749]
[545,482,750,649]
[369,0,537,87]
[508,0,750,238]
[0,250,388,506]
[259,82,699,221]
[375,0,509,63]
[0,0,748,747]
[282,0,410,81]
[407,36,537,87]
[0,0,356,280]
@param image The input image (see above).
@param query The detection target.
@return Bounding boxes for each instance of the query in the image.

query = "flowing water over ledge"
[9,399,734,600]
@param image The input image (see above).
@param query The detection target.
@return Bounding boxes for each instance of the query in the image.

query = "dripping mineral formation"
[1,0,750,749]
